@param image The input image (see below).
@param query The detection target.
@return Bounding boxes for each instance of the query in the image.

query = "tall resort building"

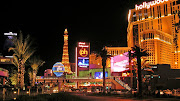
[127,0,180,69]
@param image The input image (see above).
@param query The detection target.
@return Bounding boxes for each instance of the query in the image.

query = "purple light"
[111,52,129,72]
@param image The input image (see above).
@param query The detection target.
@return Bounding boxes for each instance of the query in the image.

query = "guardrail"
[115,78,131,91]
[36,77,93,80]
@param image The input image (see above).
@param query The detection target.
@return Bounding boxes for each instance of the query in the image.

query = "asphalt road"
[71,92,180,101]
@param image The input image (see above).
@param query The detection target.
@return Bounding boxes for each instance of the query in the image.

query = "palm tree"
[29,56,45,87]
[132,57,154,86]
[9,31,35,88]
[131,45,149,98]
[9,70,18,86]
[132,57,153,75]
[28,68,33,85]
[99,47,111,93]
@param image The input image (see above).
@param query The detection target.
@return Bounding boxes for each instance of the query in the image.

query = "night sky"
[0,0,150,75]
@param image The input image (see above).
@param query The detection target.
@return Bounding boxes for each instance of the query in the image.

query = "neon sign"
[77,42,90,70]
[4,32,17,36]
[79,48,88,57]
[78,42,89,48]
[135,0,168,10]
[52,62,65,77]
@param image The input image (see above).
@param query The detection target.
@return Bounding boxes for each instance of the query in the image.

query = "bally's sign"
[135,0,168,10]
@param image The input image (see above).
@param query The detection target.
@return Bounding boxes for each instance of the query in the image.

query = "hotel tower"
[127,0,180,69]
[62,28,72,73]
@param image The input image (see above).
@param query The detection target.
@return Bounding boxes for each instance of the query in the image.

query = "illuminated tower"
[62,28,72,73]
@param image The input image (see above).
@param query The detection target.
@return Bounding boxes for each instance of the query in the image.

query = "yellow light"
[64,28,68,34]
[154,37,160,40]
[14,91,17,94]
[120,54,123,56]
[26,91,29,94]
[128,10,131,22]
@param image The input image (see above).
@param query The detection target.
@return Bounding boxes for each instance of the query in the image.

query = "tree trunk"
[32,70,36,87]
[102,58,106,94]
[137,54,142,98]
[18,60,25,89]
[20,64,25,89]
[3,88,6,101]
[17,66,20,88]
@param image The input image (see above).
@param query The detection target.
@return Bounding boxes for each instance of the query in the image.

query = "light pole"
[129,50,133,94]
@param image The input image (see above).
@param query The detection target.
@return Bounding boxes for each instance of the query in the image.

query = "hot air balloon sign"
[52,62,65,77]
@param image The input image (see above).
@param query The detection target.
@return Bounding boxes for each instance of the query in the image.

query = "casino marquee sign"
[76,42,90,71]
[135,0,168,10]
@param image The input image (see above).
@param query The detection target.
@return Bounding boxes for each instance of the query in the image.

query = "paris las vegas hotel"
[106,0,180,69]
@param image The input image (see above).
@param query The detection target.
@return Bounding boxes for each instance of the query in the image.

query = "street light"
[14,91,17,94]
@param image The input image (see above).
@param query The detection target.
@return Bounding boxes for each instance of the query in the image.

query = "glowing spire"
[64,28,68,34]
[62,28,72,74]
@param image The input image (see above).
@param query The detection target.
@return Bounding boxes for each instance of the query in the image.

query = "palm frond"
[12,54,20,68]
[29,56,45,72]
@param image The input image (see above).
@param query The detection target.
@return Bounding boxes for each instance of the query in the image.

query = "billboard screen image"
[78,57,89,68]
[94,72,108,79]
[111,52,129,72]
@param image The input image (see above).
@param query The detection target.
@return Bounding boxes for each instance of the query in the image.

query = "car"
[163,89,172,96]
[172,89,180,97]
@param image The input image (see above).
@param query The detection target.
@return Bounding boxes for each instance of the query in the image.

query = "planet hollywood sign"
[135,0,168,10]
[77,42,90,69]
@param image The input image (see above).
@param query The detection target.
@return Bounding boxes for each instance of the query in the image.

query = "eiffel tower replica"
[62,28,72,74]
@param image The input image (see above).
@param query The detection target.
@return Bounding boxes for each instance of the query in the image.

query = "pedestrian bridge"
[36,76,131,90]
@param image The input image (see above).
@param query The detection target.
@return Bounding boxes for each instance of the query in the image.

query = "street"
[6,91,180,101]
[71,92,180,101]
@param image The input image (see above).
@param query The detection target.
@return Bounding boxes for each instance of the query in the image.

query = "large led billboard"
[77,42,90,71]
[94,72,108,79]
[111,52,129,72]
[78,57,89,68]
